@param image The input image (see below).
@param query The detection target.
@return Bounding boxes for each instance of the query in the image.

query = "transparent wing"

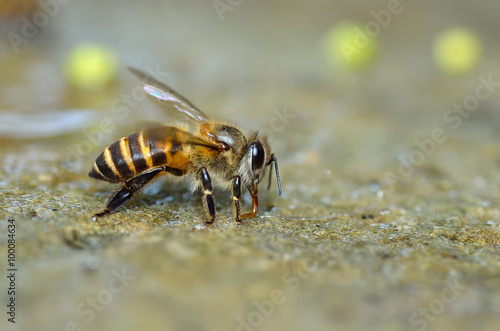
[128,67,209,122]
[146,126,220,150]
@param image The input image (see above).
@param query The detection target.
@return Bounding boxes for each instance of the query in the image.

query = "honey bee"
[89,67,282,225]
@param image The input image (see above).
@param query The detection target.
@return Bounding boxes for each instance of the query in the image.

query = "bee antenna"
[266,155,282,196]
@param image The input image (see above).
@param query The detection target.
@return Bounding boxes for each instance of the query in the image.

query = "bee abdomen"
[89,129,186,183]
[89,136,137,183]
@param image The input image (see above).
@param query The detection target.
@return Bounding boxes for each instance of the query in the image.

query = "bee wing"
[128,67,209,122]
[147,126,220,150]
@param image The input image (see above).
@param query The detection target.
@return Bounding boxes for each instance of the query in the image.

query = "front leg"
[199,167,216,225]
[241,187,259,219]
[232,176,242,223]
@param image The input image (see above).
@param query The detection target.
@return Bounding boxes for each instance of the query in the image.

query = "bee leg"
[199,167,216,225]
[92,167,164,221]
[232,176,242,223]
[241,191,259,219]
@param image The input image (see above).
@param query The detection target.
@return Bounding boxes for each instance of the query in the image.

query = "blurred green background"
[1,1,500,331]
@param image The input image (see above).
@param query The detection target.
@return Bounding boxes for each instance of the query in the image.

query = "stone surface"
[1,1,500,331]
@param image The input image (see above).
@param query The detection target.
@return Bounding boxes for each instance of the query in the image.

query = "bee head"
[239,134,281,196]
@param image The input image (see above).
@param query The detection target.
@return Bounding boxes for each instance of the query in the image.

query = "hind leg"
[91,166,188,221]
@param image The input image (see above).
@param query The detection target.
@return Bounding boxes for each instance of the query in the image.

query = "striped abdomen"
[89,127,190,183]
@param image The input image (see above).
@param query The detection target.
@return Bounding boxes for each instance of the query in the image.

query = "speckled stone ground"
[1,1,500,331]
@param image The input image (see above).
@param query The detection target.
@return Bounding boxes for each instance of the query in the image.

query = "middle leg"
[232,176,242,223]
[199,167,216,225]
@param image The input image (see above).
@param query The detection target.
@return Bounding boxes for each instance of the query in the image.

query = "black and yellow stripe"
[89,128,188,183]
[128,131,150,174]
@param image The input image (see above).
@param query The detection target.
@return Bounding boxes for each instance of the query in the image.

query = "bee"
[89,67,282,225]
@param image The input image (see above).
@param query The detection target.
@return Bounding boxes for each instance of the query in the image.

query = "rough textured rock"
[1,1,500,331]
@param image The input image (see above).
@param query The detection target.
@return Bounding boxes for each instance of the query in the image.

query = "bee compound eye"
[251,142,265,172]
